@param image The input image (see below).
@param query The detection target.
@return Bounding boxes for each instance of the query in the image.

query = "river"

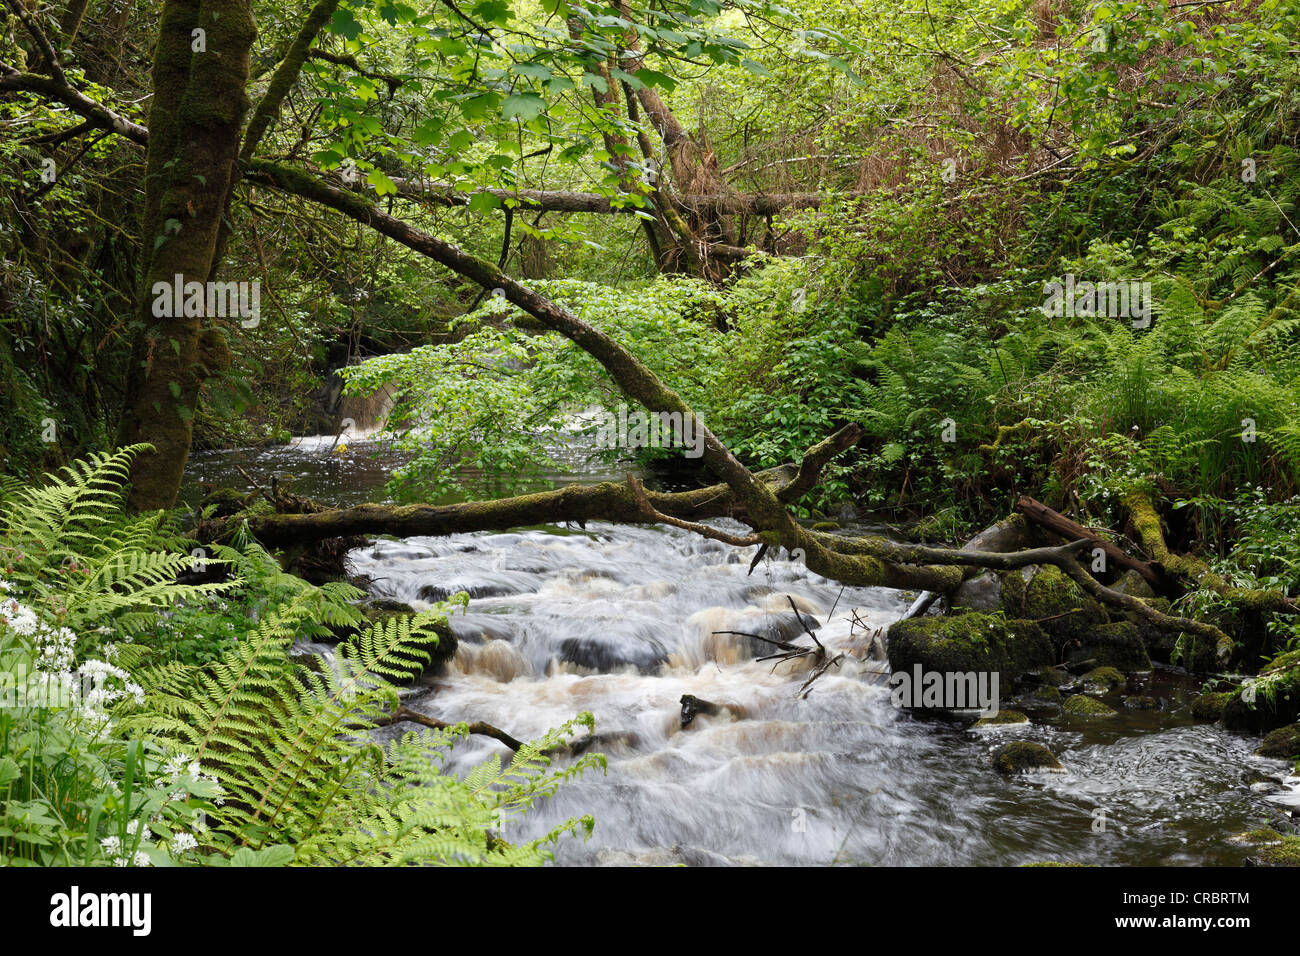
[182,435,1300,865]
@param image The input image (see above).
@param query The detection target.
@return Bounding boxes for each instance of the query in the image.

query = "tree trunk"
[116,0,256,511]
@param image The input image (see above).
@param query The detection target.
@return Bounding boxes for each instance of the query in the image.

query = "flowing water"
[183,437,1300,866]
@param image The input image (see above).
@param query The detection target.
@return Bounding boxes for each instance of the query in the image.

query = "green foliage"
[0,448,601,867]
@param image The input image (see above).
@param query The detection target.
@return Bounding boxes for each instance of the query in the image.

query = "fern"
[122,598,602,865]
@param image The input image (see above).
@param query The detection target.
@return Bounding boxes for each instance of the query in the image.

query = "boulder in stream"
[1063,694,1118,718]
[992,741,1063,774]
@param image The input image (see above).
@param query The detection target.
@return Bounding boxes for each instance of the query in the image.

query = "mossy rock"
[975,709,1029,727]
[1191,692,1229,721]
[1019,685,1063,711]
[993,741,1063,774]
[1031,666,1066,687]
[1222,649,1300,733]
[1255,723,1300,760]
[1123,695,1159,711]
[1065,621,1152,673]
[811,520,841,532]
[1228,829,1286,846]
[1247,836,1300,867]
[1081,666,1126,694]
[886,613,1053,698]
[1022,565,1105,644]
[1063,694,1118,718]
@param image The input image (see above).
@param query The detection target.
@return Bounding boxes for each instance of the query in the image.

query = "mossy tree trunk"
[116,0,256,511]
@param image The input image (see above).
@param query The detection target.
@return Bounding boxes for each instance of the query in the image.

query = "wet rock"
[1063,694,1117,718]
[680,694,719,727]
[1191,691,1229,721]
[1112,568,1156,600]
[993,741,1063,774]
[975,710,1029,727]
[952,571,1002,612]
[1064,622,1151,673]
[1019,685,1062,711]
[1123,695,1159,710]
[559,634,668,673]
[417,581,518,601]
[1081,666,1126,695]
[1256,723,1300,760]
[886,613,1052,698]
[1223,650,1300,733]
[1024,666,1066,687]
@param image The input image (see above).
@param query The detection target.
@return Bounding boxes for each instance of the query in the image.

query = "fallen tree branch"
[1125,490,1297,614]
[374,705,524,751]
[1016,495,1163,589]
[626,472,762,546]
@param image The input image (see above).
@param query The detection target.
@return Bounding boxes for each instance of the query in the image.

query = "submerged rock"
[993,741,1063,774]
[975,710,1029,727]
[1123,695,1159,710]
[560,634,668,673]
[1063,694,1118,718]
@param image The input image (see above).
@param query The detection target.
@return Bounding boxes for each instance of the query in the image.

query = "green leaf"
[502,92,546,122]
[230,844,295,867]
[468,191,500,214]
[328,8,364,41]
[367,168,397,196]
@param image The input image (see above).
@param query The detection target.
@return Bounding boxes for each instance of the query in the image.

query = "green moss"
[1081,666,1125,694]
[1228,829,1285,846]
[975,710,1029,726]
[1222,650,1300,733]
[1063,694,1118,718]
[1067,621,1152,673]
[1024,566,1103,642]
[993,741,1063,774]
[886,612,1053,687]
[1250,836,1300,866]
[997,568,1028,611]
[811,520,840,532]
[1255,723,1300,760]
[1191,691,1229,721]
